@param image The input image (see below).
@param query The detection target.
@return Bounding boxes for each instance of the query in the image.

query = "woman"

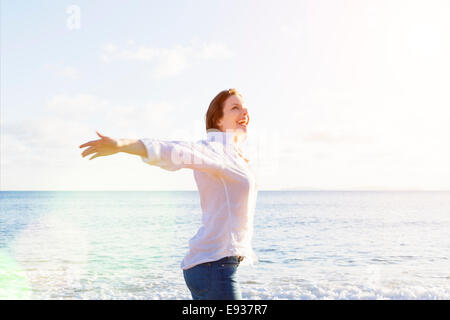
[79,88,258,300]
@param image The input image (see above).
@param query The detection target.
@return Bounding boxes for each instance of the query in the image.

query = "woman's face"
[217,94,249,134]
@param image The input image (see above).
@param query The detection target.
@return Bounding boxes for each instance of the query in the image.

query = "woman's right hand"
[79,131,121,160]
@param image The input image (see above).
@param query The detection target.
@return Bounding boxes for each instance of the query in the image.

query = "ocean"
[0,191,449,299]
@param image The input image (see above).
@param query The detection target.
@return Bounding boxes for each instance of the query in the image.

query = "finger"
[96,131,107,139]
[89,153,101,160]
[79,140,99,148]
[82,146,96,157]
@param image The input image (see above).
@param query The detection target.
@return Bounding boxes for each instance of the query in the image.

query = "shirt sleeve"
[139,138,225,174]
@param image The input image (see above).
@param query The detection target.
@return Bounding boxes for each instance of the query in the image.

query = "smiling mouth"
[237,118,249,126]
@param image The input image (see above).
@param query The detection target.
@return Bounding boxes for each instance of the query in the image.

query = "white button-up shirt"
[139,129,258,270]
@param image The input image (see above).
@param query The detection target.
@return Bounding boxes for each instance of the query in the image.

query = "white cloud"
[46,94,110,118]
[57,66,80,79]
[99,39,234,78]
[197,41,234,60]
[44,63,80,80]
[3,91,292,190]
[1,92,203,189]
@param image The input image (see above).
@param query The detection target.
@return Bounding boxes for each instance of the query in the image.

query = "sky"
[1,0,449,191]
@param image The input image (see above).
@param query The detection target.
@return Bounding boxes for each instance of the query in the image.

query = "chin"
[236,127,247,135]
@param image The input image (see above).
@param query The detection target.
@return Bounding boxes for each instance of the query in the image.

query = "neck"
[233,132,247,147]
[207,128,247,147]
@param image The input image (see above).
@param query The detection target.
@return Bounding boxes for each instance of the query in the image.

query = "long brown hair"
[205,88,242,131]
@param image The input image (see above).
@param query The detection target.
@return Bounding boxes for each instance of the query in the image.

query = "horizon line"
[1,189,449,192]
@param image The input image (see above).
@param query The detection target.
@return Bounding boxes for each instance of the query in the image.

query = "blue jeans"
[183,256,243,300]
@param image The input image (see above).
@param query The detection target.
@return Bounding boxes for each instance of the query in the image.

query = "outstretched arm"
[79,131,147,160]
[139,138,225,174]
[80,132,225,176]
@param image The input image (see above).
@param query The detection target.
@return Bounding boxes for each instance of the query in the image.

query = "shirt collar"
[206,129,250,163]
